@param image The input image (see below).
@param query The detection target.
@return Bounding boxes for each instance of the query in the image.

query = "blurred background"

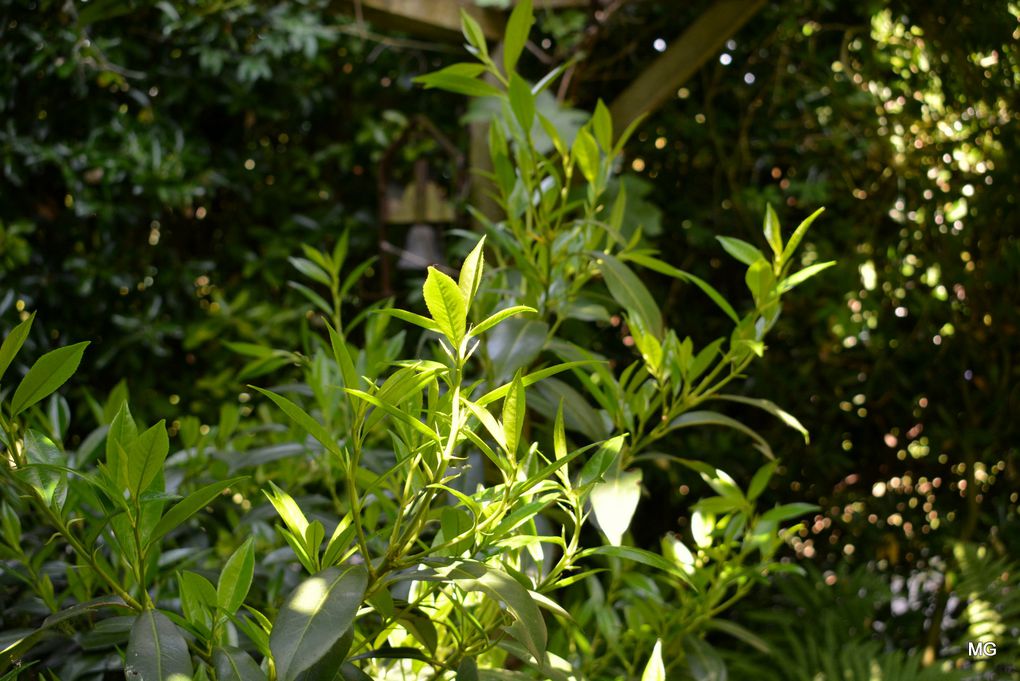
[1,0,1017,676]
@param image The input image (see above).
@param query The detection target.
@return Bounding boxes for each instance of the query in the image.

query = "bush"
[0,3,831,679]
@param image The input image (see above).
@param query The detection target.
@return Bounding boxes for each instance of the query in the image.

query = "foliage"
[0,3,833,679]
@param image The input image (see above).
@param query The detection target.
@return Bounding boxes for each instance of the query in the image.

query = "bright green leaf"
[11,341,89,417]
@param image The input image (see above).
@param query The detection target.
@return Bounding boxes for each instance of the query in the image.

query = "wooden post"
[608,0,765,135]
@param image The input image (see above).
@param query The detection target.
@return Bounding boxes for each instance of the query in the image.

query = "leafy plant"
[0,2,833,679]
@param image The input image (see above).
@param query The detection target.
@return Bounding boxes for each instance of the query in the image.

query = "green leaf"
[706,619,771,654]
[553,401,567,462]
[345,388,442,443]
[302,628,355,681]
[779,261,836,292]
[475,360,598,407]
[126,420,169,499]
[22,430,68,510]
[711,394,809,443]
[667,410,774,459]
[596,253,663,337]
[502,0,533,75]
[148,477,247,547]
[125,610,194,681]
[592,99,613,151]
[415,66,502,98]
[470,305,536,338]
[760,503,819,525]
[459,236,487,304]
[378,308,442,334]
[289,256,332,286]
[745,259,776,306]
[622,253,739,323]
[763,204,783,257]
[779,207,825,267]
[591,469,642,546]
[716,236,764,267]
[250,386,342,459]
[578,545,692,585]
[270,566,368,681]
[747,460,778,501]
[218,537,255,615]
[577,435,625,489]
[508,74,535,133]
[324,321,359,392]
[460,11,488,59]
[502,370,525,459]
[457,658,480,681]
[641,640,665,681]
[572,128,600,185]
[264,481,309,538]
[447,562,546,663]
[10,341,89,417]
[423,266,467,344]
[0,311,34,385]
[214,647,266,681]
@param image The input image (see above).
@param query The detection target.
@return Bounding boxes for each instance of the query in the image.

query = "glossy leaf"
[711,394,809,443]
[0,311,34,385]
[597,253,663,337]
[779,206,825,267]
[779,261,836,292]
[591,469,642,546]
[502,370,525,459]
[218,537,255,614]
[469,305,536,338]
[148,476,247,546]
[125,420,169,499]
[459,235,487,304]
[11,341,89,417]
[270,565,368,681]
[214,647,266,681]
[668,410,774,459]
[125,610,193,681]
[716,236,764,267]
[423,266,467,344]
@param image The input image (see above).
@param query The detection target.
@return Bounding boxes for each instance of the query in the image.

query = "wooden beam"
[608,0,765,135]
[341,0,504,41]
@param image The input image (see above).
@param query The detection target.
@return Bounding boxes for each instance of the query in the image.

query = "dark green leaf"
[270,566,368,681]
[214,647,266,681]
[125,610,194,681]
[596,253,662,337]
[148,477,246,546]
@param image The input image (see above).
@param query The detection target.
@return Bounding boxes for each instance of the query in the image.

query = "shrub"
[0,3,831,679]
